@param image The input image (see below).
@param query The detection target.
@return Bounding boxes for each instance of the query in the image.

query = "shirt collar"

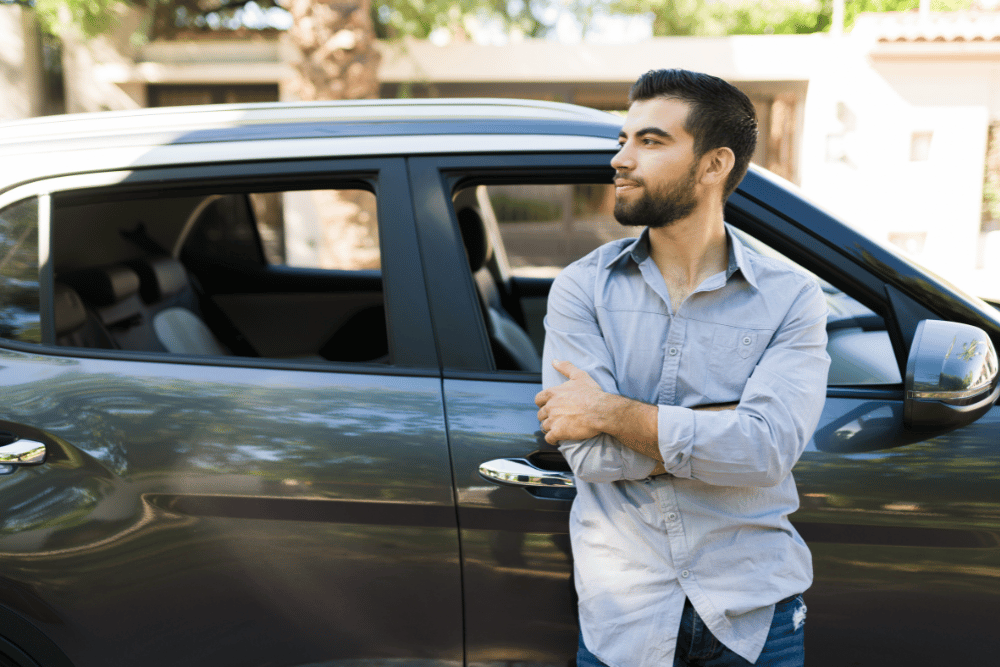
[604,223,759,291]
[605,227,651,268]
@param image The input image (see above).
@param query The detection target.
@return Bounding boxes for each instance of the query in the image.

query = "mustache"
[614,172,643,186]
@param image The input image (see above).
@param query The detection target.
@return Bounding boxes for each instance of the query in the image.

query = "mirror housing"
[905,319,1000,429]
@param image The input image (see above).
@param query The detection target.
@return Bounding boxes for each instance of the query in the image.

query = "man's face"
[611,97,701,229]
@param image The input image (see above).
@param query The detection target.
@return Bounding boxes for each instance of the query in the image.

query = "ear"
[699,147,735,188]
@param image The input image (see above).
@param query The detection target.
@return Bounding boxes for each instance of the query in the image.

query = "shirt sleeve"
[656,279,830,487]
[542,264,658,483]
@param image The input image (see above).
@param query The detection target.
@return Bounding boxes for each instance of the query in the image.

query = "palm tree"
[286,0,381,101]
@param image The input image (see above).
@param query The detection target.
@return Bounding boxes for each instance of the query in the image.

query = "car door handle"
[0,437,46,472]
[478,458,575,488]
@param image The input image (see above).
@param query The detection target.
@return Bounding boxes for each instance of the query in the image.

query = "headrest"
[53,283,87,336]
[457,206,492,273]
[128,256,189,304]
[62,265,140,307]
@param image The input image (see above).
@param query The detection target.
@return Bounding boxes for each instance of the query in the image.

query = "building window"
[148,85,279,107]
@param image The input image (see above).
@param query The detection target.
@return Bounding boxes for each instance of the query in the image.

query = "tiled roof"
[853,10,1000,42]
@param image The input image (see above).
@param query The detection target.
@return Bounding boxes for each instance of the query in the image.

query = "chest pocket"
[707,326,772,401]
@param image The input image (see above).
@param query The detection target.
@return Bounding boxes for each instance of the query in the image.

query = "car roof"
[1,99,622,154]
[0,99,624,195]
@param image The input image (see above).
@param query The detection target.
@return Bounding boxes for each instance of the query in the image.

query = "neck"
[647,202,728,292]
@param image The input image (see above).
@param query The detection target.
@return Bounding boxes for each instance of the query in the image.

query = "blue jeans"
[577,595,806,667]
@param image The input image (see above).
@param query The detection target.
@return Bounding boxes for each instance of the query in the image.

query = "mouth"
[615,180,640,194]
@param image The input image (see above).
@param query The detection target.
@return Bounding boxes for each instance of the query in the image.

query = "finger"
[544,430,559,445]
[552,359,576,378]
[534,389,550,408]
[554,358,585,378]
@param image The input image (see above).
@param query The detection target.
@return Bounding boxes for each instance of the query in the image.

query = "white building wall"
[0,5,44,121]
[60,6,148,113]
[798,35,995,296]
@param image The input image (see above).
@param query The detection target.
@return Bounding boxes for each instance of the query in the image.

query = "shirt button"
[667,512,678,521]
[681,570,690,578]
[668,347,679,356]
[742,336,752,345]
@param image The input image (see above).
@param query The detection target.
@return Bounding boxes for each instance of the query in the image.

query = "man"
[534,69,830,667]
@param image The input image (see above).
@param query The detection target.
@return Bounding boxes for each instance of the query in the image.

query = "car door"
[727,178,1000,666]
[0,159,463,667]
[412,152,1000,667]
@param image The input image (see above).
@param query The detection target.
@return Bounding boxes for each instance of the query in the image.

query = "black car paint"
[0,122,994,665]
[412,153,1000,666]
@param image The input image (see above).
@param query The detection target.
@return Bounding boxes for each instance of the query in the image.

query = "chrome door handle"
[479,458,574,488]
[0,437,46,473]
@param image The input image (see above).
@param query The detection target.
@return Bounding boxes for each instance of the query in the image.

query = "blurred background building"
[3,1,1000,297]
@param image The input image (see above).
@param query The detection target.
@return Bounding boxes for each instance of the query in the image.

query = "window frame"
[0,158,439,374]
[408,152,615,377]
[409,152,924,401]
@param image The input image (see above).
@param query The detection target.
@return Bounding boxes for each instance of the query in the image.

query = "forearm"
[591,395,738,477]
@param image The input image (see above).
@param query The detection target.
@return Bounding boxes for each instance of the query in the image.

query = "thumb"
[552,359,579,378]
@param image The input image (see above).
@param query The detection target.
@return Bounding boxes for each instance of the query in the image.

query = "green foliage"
[611,0,726,36]
[726,0,830,35]
[33,0,129,37]
[982,123,1000,224]
[373,0,570,40]
[491,193,563,223]
[612,0,974,37]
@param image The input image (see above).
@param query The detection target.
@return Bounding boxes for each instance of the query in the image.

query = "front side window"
[486,183,626,277]
[453,181,900,386]
[0,198,40,344]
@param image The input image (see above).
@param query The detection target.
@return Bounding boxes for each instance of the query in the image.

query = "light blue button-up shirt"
[542,225,830,667]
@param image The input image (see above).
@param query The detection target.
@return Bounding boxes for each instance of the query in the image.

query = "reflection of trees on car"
[0,201,40,343]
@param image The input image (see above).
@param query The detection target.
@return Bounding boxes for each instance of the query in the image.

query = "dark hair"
[629,69,757,199]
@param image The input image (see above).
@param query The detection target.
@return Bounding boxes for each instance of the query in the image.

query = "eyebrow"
[619,127,673,141]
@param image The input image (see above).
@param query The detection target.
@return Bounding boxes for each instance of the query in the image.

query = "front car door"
[412,152,1000,667]
[0,158,463,667]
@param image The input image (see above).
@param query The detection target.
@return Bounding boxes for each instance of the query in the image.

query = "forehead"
[622,97,693,138]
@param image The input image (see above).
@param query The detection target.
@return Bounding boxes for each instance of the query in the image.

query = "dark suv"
[0,99,997,667]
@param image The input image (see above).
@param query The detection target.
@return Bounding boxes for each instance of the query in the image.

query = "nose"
[611,141,633,171]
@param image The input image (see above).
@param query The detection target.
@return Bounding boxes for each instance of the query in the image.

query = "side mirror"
[905,319,1000,429]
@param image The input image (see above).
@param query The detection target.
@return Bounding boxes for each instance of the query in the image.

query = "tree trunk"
[287,0,380,101]
[286,0,381,270]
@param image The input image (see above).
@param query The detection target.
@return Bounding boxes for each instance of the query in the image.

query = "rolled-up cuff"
[658,405,694,479]
[620,444,658,480]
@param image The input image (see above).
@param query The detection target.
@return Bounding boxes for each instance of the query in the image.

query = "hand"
[534,360,608,445]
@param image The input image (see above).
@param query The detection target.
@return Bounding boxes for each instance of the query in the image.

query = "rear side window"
[249,189,379,270]
[0,198,40,344]
[48,183,390,365]
[181,189,380,272]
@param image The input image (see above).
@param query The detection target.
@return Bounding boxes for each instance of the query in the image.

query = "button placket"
[657,482,694,588]
[657,319,686,407]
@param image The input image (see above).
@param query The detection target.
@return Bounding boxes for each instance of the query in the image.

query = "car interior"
[49,187,390,365]
[453,181,903,385]
[0,177,904,386]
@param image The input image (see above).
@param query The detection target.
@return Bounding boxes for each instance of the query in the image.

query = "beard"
[613,162,699,229]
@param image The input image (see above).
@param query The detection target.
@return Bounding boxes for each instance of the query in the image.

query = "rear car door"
[0,159,463,667]
[412,152,1000,667]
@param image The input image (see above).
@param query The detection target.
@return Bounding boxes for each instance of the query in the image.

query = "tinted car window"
[48,185,389,364]
[249,189,379,270]
[488,182,627,277]
[456,182,901,386]
[0,197,40,344]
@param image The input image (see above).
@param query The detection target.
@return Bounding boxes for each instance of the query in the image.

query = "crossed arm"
[534,267,829,487]
[534,360,736,477]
